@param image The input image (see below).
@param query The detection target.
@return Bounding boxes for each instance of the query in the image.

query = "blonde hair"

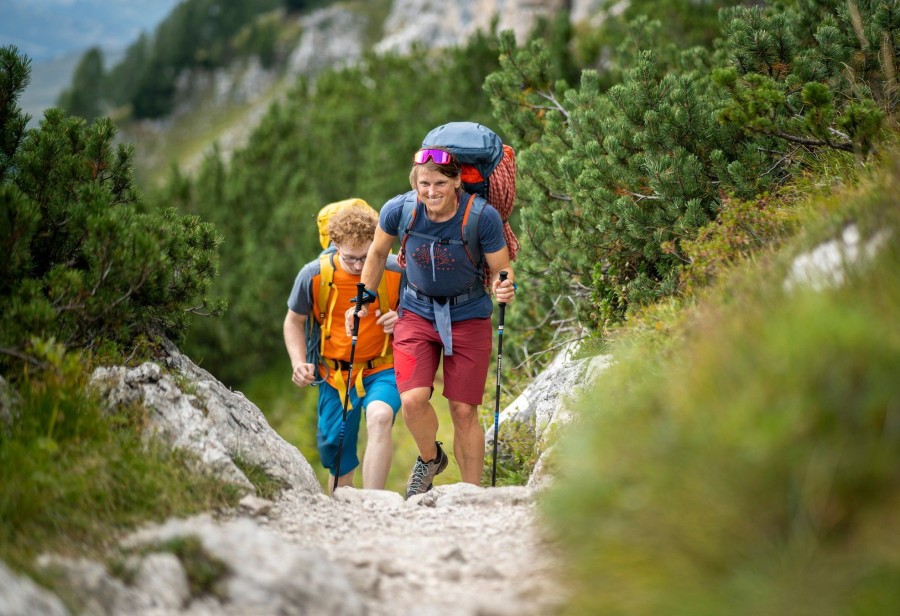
[327,206,378,248]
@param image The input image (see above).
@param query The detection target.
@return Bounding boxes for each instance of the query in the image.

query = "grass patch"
[482,419,540,487]
[0,341,243,579]
[233,455,290,501]
[157,535,230,600]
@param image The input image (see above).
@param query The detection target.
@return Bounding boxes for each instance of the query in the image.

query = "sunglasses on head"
[413,148,454,165]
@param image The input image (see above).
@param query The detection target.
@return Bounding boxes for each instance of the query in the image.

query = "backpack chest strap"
[404,229,467,246]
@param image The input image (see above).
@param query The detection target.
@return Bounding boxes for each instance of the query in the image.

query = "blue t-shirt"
[380,190,506,322]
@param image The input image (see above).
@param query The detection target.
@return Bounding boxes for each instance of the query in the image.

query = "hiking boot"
[405,441,449,499]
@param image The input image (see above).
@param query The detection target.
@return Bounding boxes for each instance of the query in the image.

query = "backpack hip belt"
[405,284,486,306]
[323,356,393,371]
[324,354,393,408]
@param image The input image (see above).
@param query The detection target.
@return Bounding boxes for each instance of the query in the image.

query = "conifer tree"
[57,47,105,122]
[486,24,761,327]
[486,1,896,331]
[0,46,224,371]
[105,33,151,109]
[715,1,895,155]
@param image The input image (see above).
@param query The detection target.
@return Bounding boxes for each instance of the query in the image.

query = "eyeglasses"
[413,148,454,165]
[339,252,367,266]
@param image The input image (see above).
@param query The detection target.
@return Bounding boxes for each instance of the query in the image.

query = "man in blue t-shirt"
[348,147,516,498]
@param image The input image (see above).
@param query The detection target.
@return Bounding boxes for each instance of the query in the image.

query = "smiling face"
[414,167,461,216]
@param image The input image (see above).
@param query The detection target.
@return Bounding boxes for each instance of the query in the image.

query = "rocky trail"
[9,480,568,616]
[261,483,566,616]
[2,339,599,615]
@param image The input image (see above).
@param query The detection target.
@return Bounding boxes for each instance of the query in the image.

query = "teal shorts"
[316,368,401,476]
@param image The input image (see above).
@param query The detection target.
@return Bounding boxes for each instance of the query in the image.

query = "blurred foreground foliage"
[544,157,900,615]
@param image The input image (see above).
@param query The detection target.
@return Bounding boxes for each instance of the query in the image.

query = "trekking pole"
[491,271,509,487]
[332,282,366,494]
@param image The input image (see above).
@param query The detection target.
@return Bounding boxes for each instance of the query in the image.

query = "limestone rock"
[0,561,70,616]
[91,338,321,496]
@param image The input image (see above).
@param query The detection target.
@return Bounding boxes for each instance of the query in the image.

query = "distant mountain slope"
[3,0,181,125]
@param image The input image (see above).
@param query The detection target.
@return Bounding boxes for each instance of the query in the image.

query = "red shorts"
[392,311,493,405]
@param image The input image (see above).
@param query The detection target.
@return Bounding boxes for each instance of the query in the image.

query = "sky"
[0,0,183,63]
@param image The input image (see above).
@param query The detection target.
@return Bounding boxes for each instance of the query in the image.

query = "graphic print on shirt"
[413,242,457,271]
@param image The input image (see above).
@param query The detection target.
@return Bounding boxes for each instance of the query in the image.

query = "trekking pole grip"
[498,270,509,309]
[352,282,365,333]
[354,282,365,312]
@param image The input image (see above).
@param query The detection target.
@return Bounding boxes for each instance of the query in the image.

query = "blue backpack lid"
[422,122,504,179]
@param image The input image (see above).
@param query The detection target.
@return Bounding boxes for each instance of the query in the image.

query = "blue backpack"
[399,122,512,275]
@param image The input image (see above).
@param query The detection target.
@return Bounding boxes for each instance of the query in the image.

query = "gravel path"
[263,483,567,616]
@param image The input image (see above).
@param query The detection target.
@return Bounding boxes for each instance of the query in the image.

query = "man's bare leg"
[362,401,394,489]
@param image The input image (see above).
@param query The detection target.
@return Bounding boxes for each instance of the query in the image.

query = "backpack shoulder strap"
[319,248,393,359]
[399,191,419,262]
[315,251,335,321]
[461,193,486,267]
[315,251,340,356]
[376,274,392,357]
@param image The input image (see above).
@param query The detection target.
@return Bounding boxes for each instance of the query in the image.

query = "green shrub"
[157,536,229,599]
[485,0,897,333]
[1,46,225,373]
[679,192,802,292]
[482,419,540,487]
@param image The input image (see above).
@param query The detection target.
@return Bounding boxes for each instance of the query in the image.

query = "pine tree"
[56,47,105,122]
[715,0,896,155]
[105,33,151,109]
[486,24,756,327]
[0,46,224,371]
[486,1,896,330]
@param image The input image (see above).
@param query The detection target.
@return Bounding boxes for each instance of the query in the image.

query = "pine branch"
[625,190,662,201]
[0,346,47,368]
[534,90,571,121]
[769,129,854,152]
[183,303,216,316]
